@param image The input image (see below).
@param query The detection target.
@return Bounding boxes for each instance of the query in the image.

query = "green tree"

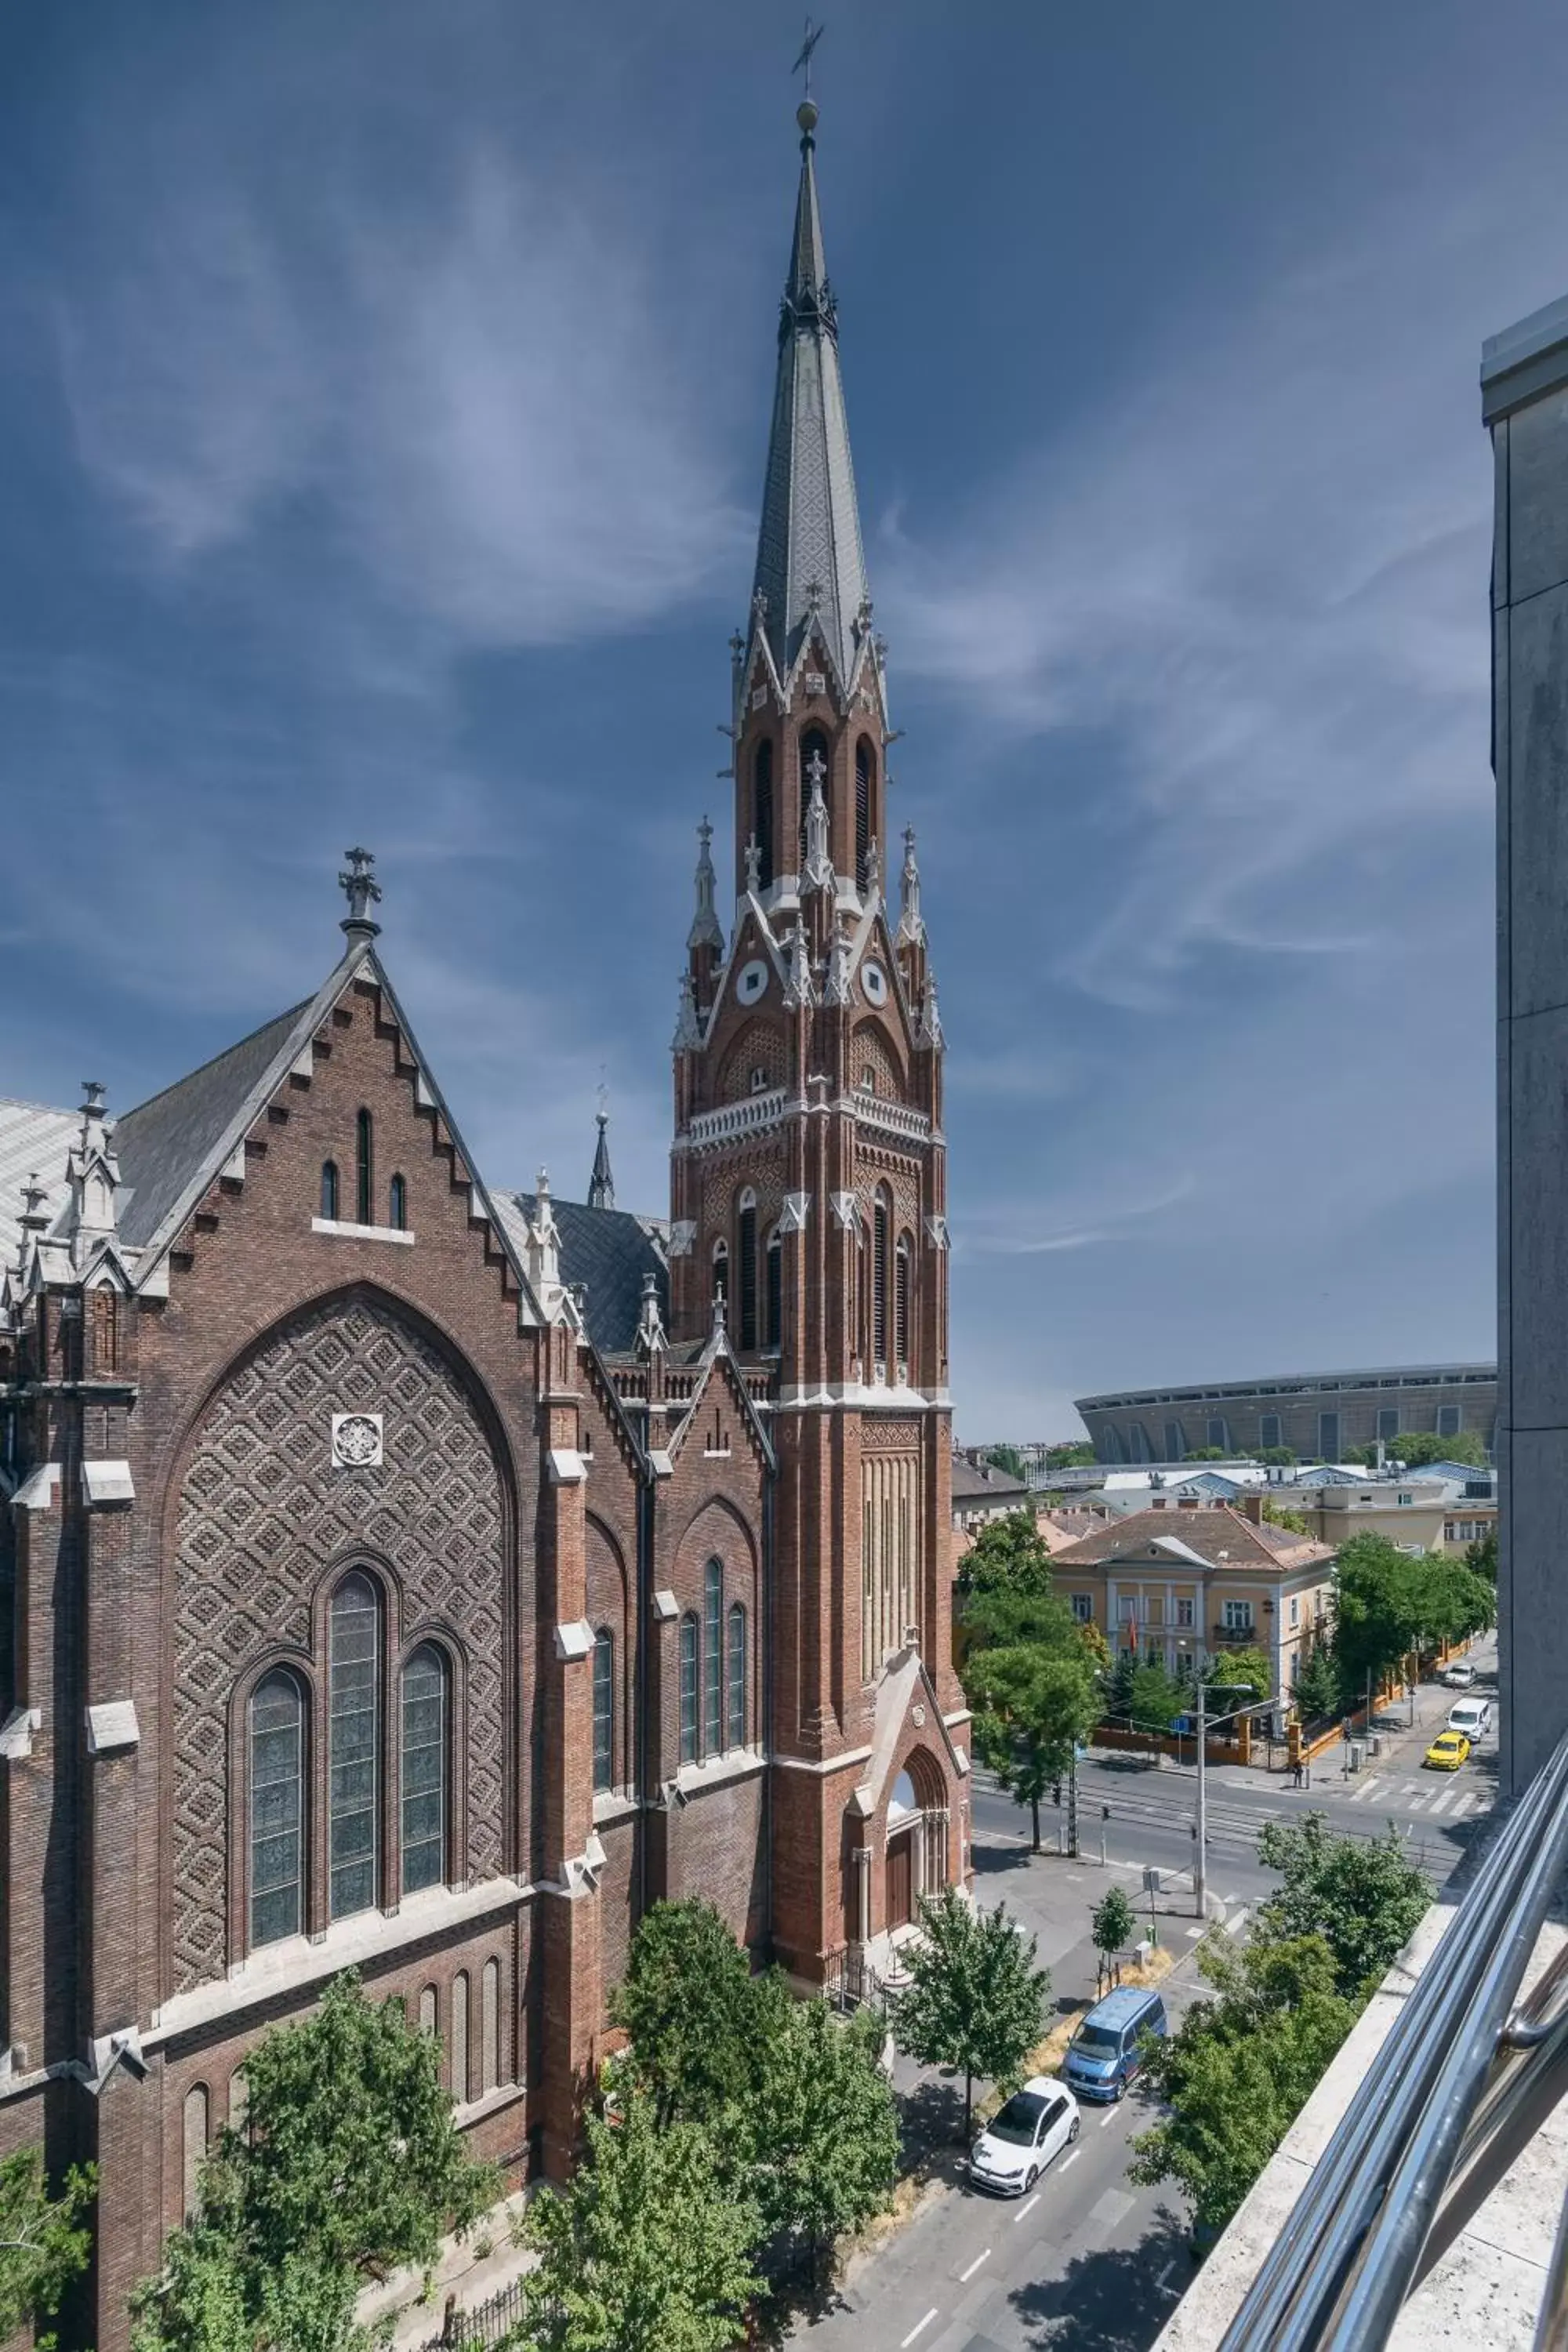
[524,2090,758,2352]
[967,1640,1099,1850]
[1465,1526,1497,1582]
[0,2150,96,2352]
[1293,1645,1343,1722]
[131,1973,496,2352]
[1257,1446,1298,1467]
[1128,1661,1185,1744]
[1128,1934,1356,2239]
[742,1987,897,2284]
[984,1444,1027,1481]
[1046,1442,1096,1469]
[892,1890,1051,2141]
[1104,1647,1138,1721]
[1410,1552,1496,1653]
[1091,1886,1136,1974]
[1205,1649,1275,1711]
[1331,1532,1424,1695]
[954,1510,1055,1600]
[608,1900,759,2129]
[1255,1813,1432,1998]
[1261,1501,1311,1536]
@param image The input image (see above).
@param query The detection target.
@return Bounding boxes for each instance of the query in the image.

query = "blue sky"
[4,0,1565,1437]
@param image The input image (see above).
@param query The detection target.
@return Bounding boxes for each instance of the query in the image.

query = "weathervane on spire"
[339,847,382,938]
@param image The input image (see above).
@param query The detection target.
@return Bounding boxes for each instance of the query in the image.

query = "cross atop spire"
[750,85,869,689]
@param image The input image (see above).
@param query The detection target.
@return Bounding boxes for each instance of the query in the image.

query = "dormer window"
[750,1066,770,1094]
[860,1068,876,1093]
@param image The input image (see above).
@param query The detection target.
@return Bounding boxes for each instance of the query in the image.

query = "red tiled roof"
[1052,1504,1334,1573]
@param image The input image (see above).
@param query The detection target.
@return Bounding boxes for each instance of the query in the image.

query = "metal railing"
[1219,1719,1568,2349]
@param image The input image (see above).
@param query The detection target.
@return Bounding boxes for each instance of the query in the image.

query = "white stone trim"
[652,1588,680,1621]
[778,1191,811,1233]
[554,1619,594,1662]
[546,1448,586,1485]
[310,1217,415,1246]
[12,1465,60,1512]
[771,1744,875,1777]
[146,1876,533,2045]
[670,1746,767,1800]
[0,1707,41,1761]
[85,1701,140,1755]
[82,1460,135,1506]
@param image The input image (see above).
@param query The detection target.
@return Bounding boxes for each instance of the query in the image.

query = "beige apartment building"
[1051,1501,1337,1698]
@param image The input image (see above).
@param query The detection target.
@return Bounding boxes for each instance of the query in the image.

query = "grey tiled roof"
[0,1098,79,1265]
[950,1458,1030,1504]
[510,1192,669,1356]
[113,1004,312,1249]
[750,126,869,686]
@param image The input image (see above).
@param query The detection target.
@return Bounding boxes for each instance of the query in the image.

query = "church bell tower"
[668,92,968,1979]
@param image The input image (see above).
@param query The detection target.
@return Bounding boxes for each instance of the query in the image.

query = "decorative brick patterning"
[172,1294,507,1991]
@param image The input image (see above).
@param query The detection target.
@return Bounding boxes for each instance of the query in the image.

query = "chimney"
[1237,1494,1265,1525]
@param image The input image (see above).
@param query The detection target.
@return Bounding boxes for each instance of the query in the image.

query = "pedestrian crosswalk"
[1345,1776,1485,1819]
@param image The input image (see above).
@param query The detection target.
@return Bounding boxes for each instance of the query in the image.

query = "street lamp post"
[1194,1668,1207,1922]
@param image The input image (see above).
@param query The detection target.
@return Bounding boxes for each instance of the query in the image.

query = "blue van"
[1063,1986,1167,2103]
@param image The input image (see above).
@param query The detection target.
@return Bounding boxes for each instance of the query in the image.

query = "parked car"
[1063,1986,1168,2103]
[1446,1697,1491,1740]
[968,2078,1080,2195]
[1425,1729,1472,1771]
[1441,1661,1478,1690]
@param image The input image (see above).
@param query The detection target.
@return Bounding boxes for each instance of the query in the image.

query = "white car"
[1447,1697,1491,1740]
[968,2077,1080,2197]
[1441,1661,1478,1690]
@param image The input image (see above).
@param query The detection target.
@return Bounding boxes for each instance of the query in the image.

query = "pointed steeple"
[588,1103,615,1212]
[688,817,724,956]
[750,97,870,690]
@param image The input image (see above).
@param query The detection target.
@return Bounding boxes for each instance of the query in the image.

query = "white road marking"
[1223,1906,1250,1938]
[1427,1790,1454,1816]
[1014,2192,1041,2224]
[1185,1924,1204,1939]
[1099,2105,1119,2127]
[1061,2148,1080,2171]
[1405,1794,1428,1811]
[1347,1778,1376,1802]
[901,2309,939,2347]
[958,2249,990,2283]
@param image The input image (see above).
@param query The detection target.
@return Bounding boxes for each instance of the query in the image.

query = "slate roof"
[112,1003,312,1249]
[950,1457,1030,1507]
[510,1192,668,1357]
[1053,1504,1334,1574]
[750,114,870,687]
[0,1098,79,1265]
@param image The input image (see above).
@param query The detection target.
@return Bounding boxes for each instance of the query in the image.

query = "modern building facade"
[0,97,969,2346]
[1484,291,1568,1798]
[1075,1363,1498,1465]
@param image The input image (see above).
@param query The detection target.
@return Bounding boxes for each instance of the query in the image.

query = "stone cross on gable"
[339,846,383,937]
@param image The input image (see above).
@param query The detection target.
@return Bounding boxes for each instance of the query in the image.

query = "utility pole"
[1067,1754,1080,1858]
[1194,1668,1207,1922]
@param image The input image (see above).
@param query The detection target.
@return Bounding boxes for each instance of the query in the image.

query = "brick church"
[0,94,968,2345]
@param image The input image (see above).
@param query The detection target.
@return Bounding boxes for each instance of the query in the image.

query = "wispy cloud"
[57,148,746,649]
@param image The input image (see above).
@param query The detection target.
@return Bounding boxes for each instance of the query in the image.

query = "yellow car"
[1425,1730,1471,1771]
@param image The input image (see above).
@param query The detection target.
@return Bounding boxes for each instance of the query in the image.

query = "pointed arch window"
[249,1670,304,1950]
[355,1109,373,1227]
[737,1190,758,1351]
[704,1559,724,1755]
[855,738,873,893]
[679,1615,699,1765]
[765,1227,782,1351]
[320,1160,339,1221]
[727,1602,747,1750]
[593,1629,615,1793]
[388,1173,407,1232]
[799,727,831,866]
[329,1573,379,1920]
[895,1233,912,1371]
[401,1643,447,1896]
[873,1189,891,1369]
[753,738,775,890]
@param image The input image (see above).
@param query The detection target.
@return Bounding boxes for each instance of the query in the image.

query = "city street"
[787,1639,1497,2351]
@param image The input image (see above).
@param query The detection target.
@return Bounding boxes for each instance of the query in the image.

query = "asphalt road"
[786,1639,1499,2352]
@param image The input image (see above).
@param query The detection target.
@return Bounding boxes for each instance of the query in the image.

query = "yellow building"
[1051,1501,1337,1698]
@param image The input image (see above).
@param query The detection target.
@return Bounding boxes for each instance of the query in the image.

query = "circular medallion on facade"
[331,1412,383,1469]
[736,957,769,1007]
[912,1704,927,1728]
[861,960,889,1007]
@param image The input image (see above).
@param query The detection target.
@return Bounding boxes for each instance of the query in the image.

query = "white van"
[1446,1697,1491,1740]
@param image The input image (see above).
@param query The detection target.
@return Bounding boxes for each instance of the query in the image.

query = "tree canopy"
[608,1900,760,2129]
[983,1444,1027,1481]
[132,1973,496,2352]
[893,1889,1051,2140]
[1293,1644,1343,1722]
[524,2090,759,2352]
[954,1510,1055,1599]
[1091,1886,1136,1962]
[967,1640,1099,1849]
[1255,1813,1432,1998]
[1128,1934,1356,2238]
[1331,1533,1494,1695]
[0,2150,96,2352]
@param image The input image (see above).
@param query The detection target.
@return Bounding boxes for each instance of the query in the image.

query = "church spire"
[588,1101,615,1212]
[750,95,870,690]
